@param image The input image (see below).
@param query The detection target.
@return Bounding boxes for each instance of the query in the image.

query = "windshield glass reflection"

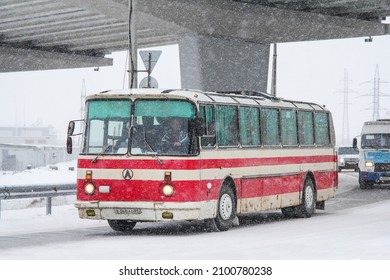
[131,100,197,156]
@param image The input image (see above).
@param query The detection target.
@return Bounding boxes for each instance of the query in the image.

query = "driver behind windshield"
[160,117,189,154]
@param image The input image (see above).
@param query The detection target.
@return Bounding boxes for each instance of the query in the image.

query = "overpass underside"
[0,0,389,92]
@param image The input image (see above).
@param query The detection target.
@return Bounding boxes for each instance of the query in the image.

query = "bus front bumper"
[75,200,216,221]
[359,171,390,184]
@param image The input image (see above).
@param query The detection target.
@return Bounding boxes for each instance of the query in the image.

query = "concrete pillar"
[178,33,270,93]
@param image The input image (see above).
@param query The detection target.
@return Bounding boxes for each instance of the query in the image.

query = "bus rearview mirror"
[66,136,73,154]
[67,121,75,136]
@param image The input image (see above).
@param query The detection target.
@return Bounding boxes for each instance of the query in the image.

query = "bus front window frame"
[82,99,131,155]
[130,99,199,157]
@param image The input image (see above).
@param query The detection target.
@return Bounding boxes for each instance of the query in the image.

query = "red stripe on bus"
[78,155,336,170]
[77,179,207,202]
[77,170,337,202]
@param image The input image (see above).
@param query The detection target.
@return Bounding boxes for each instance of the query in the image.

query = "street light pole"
[128,0,138,88]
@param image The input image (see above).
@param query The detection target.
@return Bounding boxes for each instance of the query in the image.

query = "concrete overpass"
[0,0,389,92]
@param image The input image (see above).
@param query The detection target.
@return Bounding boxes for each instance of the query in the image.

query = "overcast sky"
[0,35,389,145]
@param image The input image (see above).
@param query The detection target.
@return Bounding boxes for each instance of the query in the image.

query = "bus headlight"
[365,161,374,167]
[85,183,96,195]
[162,184,174,197]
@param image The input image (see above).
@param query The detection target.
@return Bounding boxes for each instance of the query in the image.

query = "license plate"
[114,208,142,215]
[379,177,390,181]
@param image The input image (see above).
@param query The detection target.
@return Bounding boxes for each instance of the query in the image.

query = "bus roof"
[362,119,390,134]
[363,119,390,126]
[86,88,329,111]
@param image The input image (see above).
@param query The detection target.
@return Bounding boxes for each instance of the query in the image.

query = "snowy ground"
[1,163,390,279]
[0,160,77,210]
[0,160,76,187]
[1,195,390,260]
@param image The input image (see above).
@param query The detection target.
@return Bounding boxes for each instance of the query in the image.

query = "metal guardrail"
[0,184,76,219]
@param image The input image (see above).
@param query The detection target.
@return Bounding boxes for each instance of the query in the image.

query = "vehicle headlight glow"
[84,183,96,194]
[365,161,374,167]
[162,184,174,197]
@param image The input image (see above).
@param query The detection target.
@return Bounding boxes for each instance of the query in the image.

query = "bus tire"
[296,177,316,218]
[359,180,373,189]
[211,185,236,232]
[108,220,137,232]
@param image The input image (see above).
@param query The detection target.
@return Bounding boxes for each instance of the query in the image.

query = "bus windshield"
[361,133,390,149]
[131,100,197,156]
[83,99,131,154]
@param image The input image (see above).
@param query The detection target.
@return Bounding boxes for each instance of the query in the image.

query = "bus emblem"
[122,169,134,180]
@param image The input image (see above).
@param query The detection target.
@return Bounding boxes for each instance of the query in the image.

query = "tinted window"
[261,108,279,146]
[297,111,314,146]
[216,105,238,147]
[200,105,216,147]
[239,107,260,146]
[314,112,330,145]
[280,110,297,146]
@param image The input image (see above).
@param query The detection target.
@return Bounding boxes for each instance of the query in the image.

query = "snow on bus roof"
[89,88,328,111]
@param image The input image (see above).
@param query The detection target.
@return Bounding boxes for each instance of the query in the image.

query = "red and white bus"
[67,88,338,232]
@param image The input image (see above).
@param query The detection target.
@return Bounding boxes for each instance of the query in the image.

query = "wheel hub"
[304,185,314,207]
[219,193,233,220]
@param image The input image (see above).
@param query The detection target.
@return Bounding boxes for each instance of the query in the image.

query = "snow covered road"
[1,171,390,260]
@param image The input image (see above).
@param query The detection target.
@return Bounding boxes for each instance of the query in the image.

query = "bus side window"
[280,110,298,146]
[314,112,330,145]
[200,105,216,147]
[216,105,238,147]
[240,107,260,147]
[297,111,314,146]
[261,108,279,146]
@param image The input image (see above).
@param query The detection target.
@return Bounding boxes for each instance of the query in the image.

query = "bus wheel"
[108,220,137,232]
[359,181,373,189]
[296,178,316,218]
[212,186,236,232]
[359,173,373,189]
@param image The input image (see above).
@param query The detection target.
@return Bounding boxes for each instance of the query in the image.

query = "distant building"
[0,126,57,145]
[0,126,76,171]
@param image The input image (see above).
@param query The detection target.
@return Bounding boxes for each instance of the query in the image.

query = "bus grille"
[374,163,390,172]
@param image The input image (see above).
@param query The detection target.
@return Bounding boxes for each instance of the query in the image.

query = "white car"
[337,146,359,172]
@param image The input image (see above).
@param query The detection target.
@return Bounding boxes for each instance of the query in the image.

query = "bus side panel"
[262,176,282,210]
[280,174,301,208]
[313,170,338,201]
[240,174,300,213]
[76,157,205,202]
[240,177,263,213]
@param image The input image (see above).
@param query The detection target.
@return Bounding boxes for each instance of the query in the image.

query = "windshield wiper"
[143,131,163,165]
[92,144,112,163]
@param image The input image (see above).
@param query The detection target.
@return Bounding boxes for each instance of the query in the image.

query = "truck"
[353,119,390,189]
